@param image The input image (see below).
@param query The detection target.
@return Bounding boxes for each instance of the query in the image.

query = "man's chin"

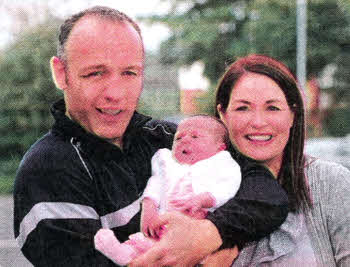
[92,130,123,147]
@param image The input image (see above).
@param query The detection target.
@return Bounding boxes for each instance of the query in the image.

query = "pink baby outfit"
[95,148,241,265]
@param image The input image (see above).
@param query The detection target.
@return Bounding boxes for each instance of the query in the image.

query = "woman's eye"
[268,106,281,111]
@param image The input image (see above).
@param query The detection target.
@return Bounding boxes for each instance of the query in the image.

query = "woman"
[130,54,349,267]
[216,54,350,266]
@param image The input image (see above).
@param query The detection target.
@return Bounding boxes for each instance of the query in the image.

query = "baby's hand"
[169,193,214,219]
[141,208,163,240]
[169,194,203,216]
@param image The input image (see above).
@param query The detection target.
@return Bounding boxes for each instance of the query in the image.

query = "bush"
[324,107,350,137]
[0,21,62,195]
[0,156,22,194]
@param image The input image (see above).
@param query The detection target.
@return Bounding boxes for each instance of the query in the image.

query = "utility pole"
[296,0,307,91]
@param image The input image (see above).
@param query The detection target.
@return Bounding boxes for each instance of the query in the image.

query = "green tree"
[0,20,62,157]
[332,43,350,105]
[140,0,350,123]
[323,42,350,137]
[141,0,350,85]
[0,19,62,192]
[144,0,255,83]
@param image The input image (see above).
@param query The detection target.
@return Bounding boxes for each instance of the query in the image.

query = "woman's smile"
[245,134,273,142]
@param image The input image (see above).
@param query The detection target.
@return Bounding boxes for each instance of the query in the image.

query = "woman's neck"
[263,156,282,178]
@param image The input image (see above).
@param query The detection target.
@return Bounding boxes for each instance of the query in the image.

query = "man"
[13,6,178,266]
[14,6,288,267]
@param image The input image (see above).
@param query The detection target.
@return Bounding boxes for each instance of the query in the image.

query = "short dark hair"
[57,6,143,60]
[215,54,310,212]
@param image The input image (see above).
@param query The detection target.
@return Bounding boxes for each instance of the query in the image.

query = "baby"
[94,115,242,266]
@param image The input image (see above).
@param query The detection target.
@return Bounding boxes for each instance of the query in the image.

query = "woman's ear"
[289,111,295,129]
[217,104,225,121]
[50,56,68,90]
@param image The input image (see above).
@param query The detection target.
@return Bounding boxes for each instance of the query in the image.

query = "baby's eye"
[176,136,182,141]
[191,135,198,139]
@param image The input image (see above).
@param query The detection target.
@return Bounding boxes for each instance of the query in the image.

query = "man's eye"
[122,70,137,76]
[81,71,103,78]
[235,106,248,111]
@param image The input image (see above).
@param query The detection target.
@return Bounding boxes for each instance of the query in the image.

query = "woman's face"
[218,72,294,176]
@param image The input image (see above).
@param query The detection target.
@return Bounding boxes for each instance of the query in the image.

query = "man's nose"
[103,77,125,102]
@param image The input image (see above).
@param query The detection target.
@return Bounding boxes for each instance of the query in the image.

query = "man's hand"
[201,246,239,267]
[129,212,222,267]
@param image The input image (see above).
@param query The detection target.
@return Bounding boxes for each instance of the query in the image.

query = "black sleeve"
[13,147,118,266]
[206,160,289,249]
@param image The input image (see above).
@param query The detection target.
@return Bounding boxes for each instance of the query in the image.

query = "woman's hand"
[129,211,222,267]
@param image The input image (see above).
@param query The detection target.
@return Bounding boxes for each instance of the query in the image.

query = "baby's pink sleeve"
[142,149,170,205]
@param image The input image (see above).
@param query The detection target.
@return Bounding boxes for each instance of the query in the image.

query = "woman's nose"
[250,110,268,128]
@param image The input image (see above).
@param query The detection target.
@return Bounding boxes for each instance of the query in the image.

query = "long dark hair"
[215,54,311,212]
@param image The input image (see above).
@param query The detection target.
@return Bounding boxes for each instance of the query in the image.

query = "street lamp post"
[296,0,307,91]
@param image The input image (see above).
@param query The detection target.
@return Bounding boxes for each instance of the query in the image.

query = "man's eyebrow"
[124,64,143,70]
[80,65,105,71]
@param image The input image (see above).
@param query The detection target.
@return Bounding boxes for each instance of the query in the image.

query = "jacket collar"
[51,99,152,160]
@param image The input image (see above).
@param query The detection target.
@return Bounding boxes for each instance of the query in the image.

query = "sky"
[0,0,173,51]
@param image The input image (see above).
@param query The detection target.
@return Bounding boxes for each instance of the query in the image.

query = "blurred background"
[0,0,349,195]
[0,1,349,265]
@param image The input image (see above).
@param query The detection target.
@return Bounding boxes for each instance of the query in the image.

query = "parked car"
[305,135,350,170]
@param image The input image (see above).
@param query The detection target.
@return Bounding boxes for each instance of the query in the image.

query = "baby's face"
[172,117,224,165]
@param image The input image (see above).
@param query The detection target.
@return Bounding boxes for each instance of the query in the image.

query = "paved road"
[0,195,32,267]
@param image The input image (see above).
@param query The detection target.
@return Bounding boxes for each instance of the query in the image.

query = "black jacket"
[14,99,288,266]
[207,146,289,249]
[14,100,176,266]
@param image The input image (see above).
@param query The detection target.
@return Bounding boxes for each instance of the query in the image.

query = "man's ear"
[50,56,68,90]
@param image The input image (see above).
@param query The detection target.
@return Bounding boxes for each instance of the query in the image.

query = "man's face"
[61,16,144,146]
